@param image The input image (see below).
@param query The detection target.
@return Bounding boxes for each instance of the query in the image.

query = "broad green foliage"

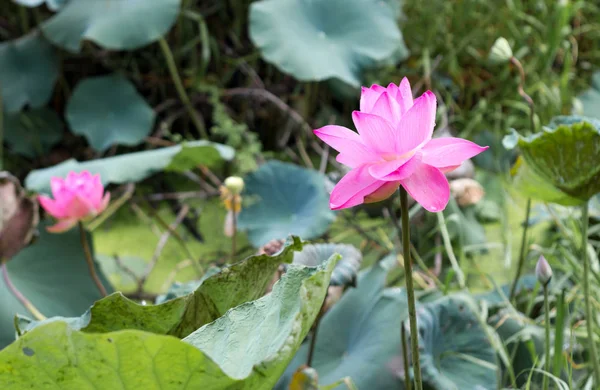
[0,30,58,113]
[578,72,600,119]
[238,161,335,247]
[40,0,182,52]
[25,140,234,193]
[418,295,498,390]
[0,256,338,389]
[66,74,155,151]
[19,237,303,339]
[279,256,407,389]
[505,117,600,202]
[291,243,362,286]
[3,108,63,158]
[0,221,110,348]
[249,0,407,87]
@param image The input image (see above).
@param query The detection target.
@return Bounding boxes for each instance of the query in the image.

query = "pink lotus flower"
[314,78,488,212]
[38,171,110,233]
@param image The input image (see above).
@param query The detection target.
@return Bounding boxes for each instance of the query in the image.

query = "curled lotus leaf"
[504,116,600,202]
[291,243,362,287]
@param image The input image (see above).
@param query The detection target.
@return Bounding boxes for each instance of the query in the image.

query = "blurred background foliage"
[1,0,600,388]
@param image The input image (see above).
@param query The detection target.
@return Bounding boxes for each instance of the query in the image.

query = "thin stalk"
[509,198,532,301]
[399,187,423,390]
[1,262,46,321]
[509,56,535,133]
[436,212,465,289]
[401,321,412,390]
[543,284,550,390]
[231,199,237,262]
[0,83,3,171]
[158,37,208,139]
[307,299,326,367]
[581,202,600,386]
[78,222,107,297]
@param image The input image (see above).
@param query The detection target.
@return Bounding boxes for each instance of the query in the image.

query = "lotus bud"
[224,176,244,195]
[535,255,553,286]
[489,37,513,64]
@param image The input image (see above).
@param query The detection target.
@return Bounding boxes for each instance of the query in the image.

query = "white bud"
[224,176,244,195]
[489,37,513,64]
[535,255,553,286]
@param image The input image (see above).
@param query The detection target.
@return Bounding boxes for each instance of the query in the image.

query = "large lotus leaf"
[488,310,544,387]
[0,257,337,389]
[510,156,583,206]
[249,0,406,87]
[66,74,155,151]
[25,140,234,194]
[278,255,407,389]
[18,237,303,339]
[3,108,63,158]
[40,0,181,52]
[0,220,111,348]
[504,117,600,201]
[0,30,58,113]
[417,295,498,390]
[578,72,600,119]
[291,243,362,286]
[238,161,335,247]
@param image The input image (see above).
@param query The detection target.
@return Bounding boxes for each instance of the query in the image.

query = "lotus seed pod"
[535,255,553,286]
[489,37,513,64]
[224,176,244,195]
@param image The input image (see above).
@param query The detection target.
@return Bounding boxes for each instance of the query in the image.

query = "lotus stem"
[542,284,550,390]
[398,187,423,390]
[509,56,535,133]
[436,211,465,289]
[581,202,600,386]
[401,320,412,390]
[307,297,326,367]
[78,222,107,297]
[158,37,208,140]
[509,198,532,301]
[1,262,46,321]
[0,82,3,171]
[231,197,237,262]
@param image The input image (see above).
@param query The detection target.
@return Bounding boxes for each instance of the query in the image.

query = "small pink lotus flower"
[38,171,110,233]
[314,78,488,212]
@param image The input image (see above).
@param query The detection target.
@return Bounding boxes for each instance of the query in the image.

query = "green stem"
[399,187,423,390]
[0,82,3,171]
[436,212,465,288]
[78,222,107,297]
[509,198,532,301]
[543,284,550,390]
[401,321,412,390]
[158,37,208,139]
[582,202,600,386]
[1,262,46,321]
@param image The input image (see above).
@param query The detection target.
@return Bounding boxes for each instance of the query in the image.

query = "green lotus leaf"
[0,221,111,348]
[578,71,600,119]
[25,140,234,194]
[278,255,407,389]
[40,0,181,52]
[0,30,59,113]
[417,295,499,390]
[238,161,335,247]
[504,117,600,201]
[510,156,583,206]
[155,266,221,304]
[249,0,407,87]
[3,108,64,158]
[0,257,337,389]
[291,243,362,286]
[18,237,303,338]
[66,74,155,151]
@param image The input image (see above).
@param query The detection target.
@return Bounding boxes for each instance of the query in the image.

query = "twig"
[509,198,532,301]
[1,262,46,320]
[436,212,466,289]
[138,205,191,290]
[318,145,330,174]
[113,255,140,284]
[307,297,327,367]
[141,190,213,202]
[295,134,314,169]
[78,222,107,297]
[198,165,222,188]
[158,37,208,139]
